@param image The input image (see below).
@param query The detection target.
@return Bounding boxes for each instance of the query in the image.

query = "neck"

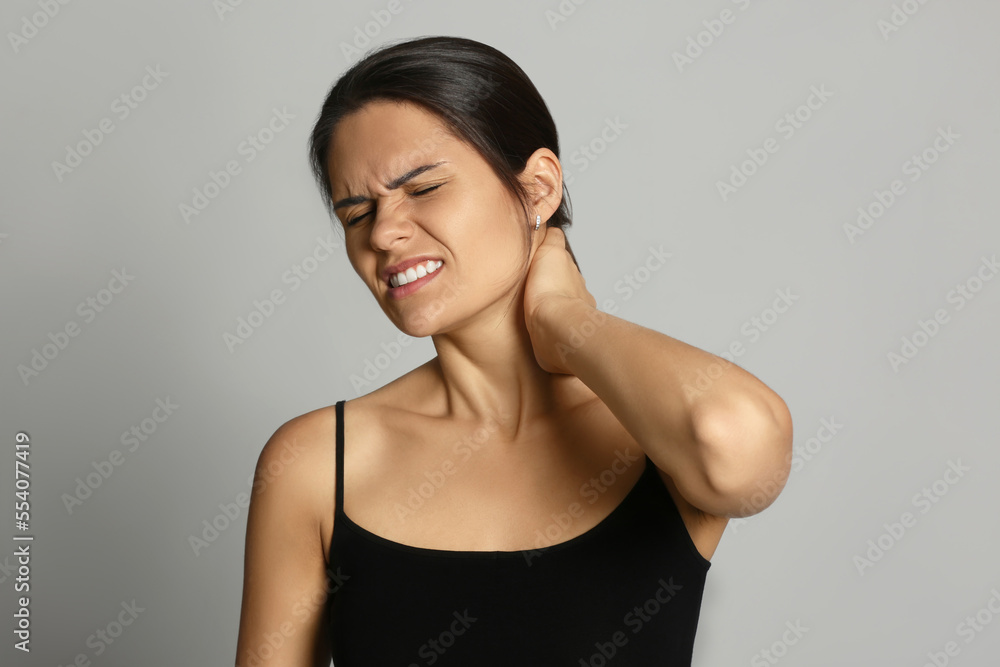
[427,289,584,441]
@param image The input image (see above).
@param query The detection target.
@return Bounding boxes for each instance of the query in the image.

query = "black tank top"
[325,399,712,665]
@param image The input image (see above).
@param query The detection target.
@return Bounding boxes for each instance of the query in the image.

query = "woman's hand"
[523,226,597,374]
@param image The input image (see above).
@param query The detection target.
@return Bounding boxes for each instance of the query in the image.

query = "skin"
[235,99,794,665]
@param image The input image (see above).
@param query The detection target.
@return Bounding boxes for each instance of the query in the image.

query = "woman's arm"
[524,228,793,519]
[532,294,792,519]
[235,413,335,666]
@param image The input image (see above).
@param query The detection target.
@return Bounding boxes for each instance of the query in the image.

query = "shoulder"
[252,405,339,535]
[250,376,426,559]
[237,406,340,663]
[256,360,437,484]
[257,404,337,480]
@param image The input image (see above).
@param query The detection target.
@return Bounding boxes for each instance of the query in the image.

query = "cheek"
[345,244,374,282]
[438,185,520,239]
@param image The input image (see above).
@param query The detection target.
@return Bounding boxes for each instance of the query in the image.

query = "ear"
[519,147,563,223]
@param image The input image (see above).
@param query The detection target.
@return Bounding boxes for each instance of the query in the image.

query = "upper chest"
[332,399,649,553]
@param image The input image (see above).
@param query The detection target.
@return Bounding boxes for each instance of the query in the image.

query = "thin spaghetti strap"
[334,399,345,516]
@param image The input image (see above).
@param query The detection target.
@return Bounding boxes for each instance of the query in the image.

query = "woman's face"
[327,100,534,337]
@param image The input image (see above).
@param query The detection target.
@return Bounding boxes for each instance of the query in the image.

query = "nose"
[368,196,413,252]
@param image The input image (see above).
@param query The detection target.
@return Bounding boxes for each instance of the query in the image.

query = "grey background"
[2,0,999,665]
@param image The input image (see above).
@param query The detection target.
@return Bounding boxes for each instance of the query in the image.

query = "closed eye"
[412,183,443,198]
[346,184,444,227]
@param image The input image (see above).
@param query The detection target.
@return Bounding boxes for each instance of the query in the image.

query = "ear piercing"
[535,214,541,231]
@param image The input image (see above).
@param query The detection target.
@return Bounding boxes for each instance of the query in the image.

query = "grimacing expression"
[327,100,534,337]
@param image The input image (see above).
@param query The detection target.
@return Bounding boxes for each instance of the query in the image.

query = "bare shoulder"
[237,406,339,666]
[257,405,338,487]
[255,366,437,560]
[254,405,339,552]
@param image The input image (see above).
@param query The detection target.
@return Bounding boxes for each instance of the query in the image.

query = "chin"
[385,308,444,339]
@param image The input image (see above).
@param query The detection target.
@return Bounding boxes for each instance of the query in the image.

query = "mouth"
[386,259,443,298]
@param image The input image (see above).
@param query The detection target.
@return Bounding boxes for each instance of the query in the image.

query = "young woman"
[236,35,792,666]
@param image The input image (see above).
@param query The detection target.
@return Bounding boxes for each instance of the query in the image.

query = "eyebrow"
[332,160,450,211]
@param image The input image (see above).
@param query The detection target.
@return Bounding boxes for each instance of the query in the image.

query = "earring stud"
[534,214,541,231]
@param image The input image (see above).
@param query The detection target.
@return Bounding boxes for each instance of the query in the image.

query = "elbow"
[692,392,793,518]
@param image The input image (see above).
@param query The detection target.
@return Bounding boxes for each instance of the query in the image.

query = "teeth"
[389,260,442,288]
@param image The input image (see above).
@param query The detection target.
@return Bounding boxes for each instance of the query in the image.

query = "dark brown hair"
[307,35,577,276]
